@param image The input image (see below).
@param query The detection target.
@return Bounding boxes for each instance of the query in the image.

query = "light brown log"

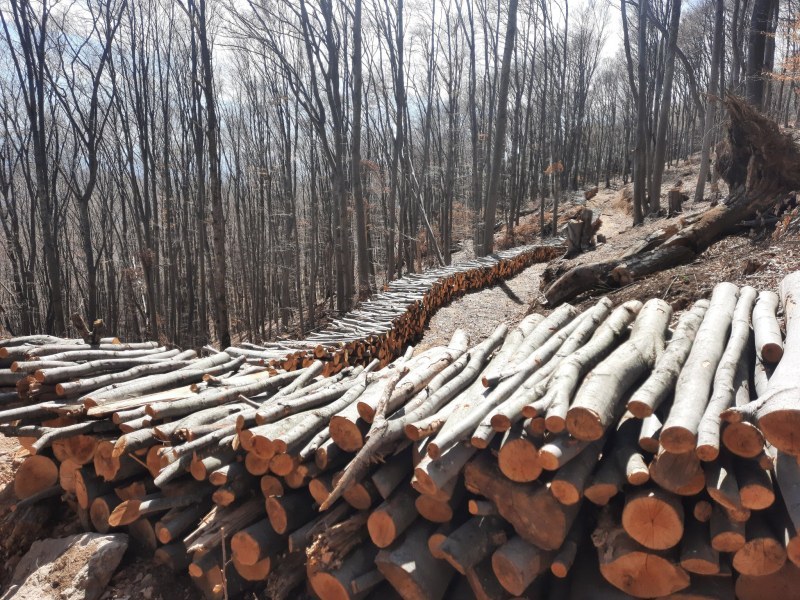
[737,457,775,510]
[537,434,592,471]
[260,475,284,498]
[464,453,579,550]
[551,512,584,578]
[58,458,79,493]
[233,555,271,582]
[496,422,542,483]
[679,516,720,575]
[661,282,739,453]
[622,487,684,550]
[266,490,317,535]
[491,535,554,596]
[89,494,122,533]
[704,454,746,517]
[753,290,784,363]
[230,518,286,567]
[375,520,454,600]
[550,437,604,505]
[14,454,58,500]
[693,499,713,523]
[593,507,690,598]
[567,299,672,441]
[154,501,212,544]
[733,512,787,576]
[584,456,625,507]
[367,485,419,548]
[709,505,746,552]
[627,300,709,418]
[649,447,706,496]
[343,477,380,511]
[773,450,800,566]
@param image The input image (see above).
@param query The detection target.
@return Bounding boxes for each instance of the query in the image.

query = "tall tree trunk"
[693,0,724,203]
[649,0,682,214]
[191,0,231,348]
[746,0,778,110]
[482,0,518,255]
[352,0,371,300]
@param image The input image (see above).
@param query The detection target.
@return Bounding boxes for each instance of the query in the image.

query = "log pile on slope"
[1,271,799,599]
[224,243,563,375]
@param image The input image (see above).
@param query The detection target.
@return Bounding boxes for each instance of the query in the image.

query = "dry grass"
[613,185,634,215]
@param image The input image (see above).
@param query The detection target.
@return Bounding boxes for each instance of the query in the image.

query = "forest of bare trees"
[0,0,794,346]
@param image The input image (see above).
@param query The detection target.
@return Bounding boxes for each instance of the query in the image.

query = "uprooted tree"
[543,96,800,306]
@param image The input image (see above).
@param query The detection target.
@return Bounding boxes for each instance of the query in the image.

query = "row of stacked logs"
[224,243,564,375]
[1,270,799,599]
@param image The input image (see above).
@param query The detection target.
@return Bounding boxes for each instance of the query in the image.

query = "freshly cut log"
[649,448,705,496]
[412,443,475,497]
[584,457,625,506]
[266,491,317,535]
[539,301,642,431]
[732,512,787,576]
[704,454,746,516]
[737,457,775,510]
[496,422,541,483]
[485,298,613,433]
[550,437,604,505]
[679,516,720,575]
[753,290,784,363]
[155,502,212,544]
[375,520,454,600]
[592,506,690,598]
[614,414,650,485]
[308,544,379,600]
[622,487,684,550]
[709,505,746,552]
[661,282,739,453]
[464,453,579,550]
[756,272,800,455]
[491,535,553,596]
[696,286,757,461]
[367,485,419,548]
[566,298,671,442]
[550,512,584,578]
[14,455,58,499]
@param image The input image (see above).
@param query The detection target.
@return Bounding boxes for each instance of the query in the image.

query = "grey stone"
[2,533,128,600]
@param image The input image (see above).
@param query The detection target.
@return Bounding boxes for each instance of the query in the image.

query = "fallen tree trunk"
[544,96,800,306]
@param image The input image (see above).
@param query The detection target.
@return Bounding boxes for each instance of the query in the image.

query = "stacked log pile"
[1,271,799,599]
[224,243,563,375]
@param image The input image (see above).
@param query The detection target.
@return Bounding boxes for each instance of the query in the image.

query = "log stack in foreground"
[2,270,800,600]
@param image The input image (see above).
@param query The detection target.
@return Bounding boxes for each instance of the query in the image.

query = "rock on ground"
[1,533,128,600]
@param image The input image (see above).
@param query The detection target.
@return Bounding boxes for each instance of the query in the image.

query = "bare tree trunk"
[693,0,724,204]
[482,0,518,256]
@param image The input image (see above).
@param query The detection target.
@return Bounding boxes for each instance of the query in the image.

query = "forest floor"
[1,156,799,599]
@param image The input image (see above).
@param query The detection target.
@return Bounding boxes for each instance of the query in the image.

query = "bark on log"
[753,290,784,363]
[464,453,579,550]
[661,282,740,453]
[628,300,709,418]
[540,301,642,431]
[375,520,455,600]
[756,272,800,455]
